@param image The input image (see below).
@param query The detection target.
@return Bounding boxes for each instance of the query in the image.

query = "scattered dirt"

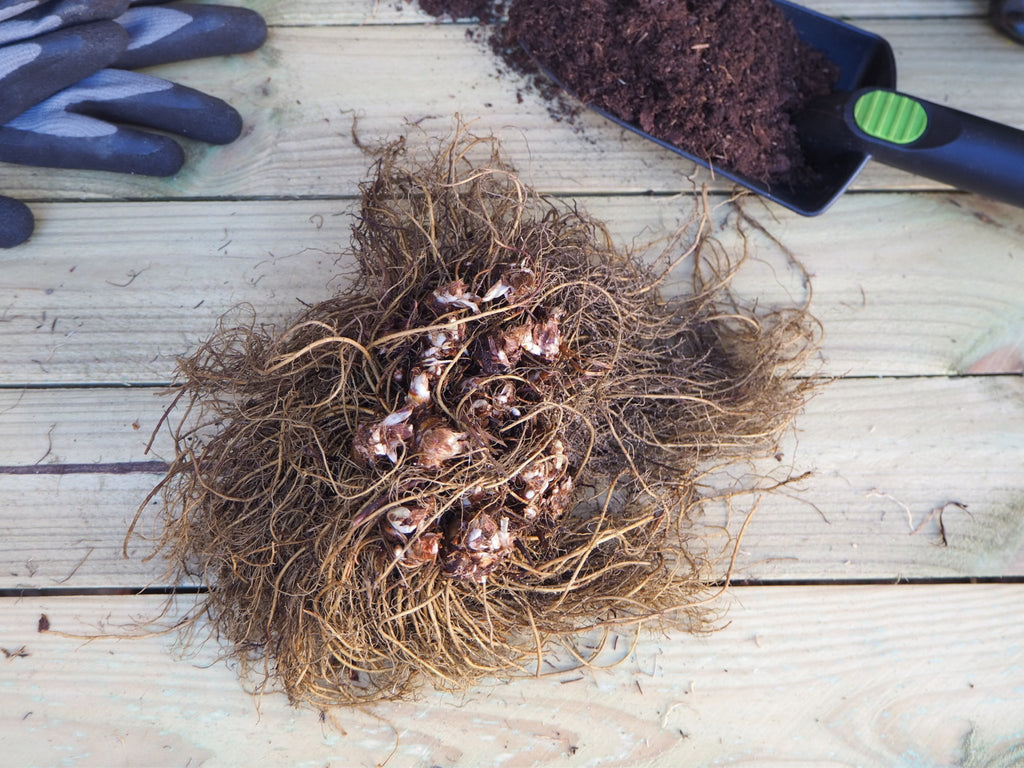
[417,0,507,22]
[416,0,837,186]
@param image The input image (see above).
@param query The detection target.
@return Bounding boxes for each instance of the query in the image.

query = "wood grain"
[1,375,1020,589]
[252,0,986,25]
[2,586,1021,767]
[2,193,1021,385]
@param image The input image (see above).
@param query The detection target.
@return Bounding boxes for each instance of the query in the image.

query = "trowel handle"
[814,88,1024,207]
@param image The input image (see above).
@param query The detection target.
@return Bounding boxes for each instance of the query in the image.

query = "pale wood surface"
[1,2,1022,765]
[2,194,1023,384]
[1,375,1022,589]
[2,587,1022,768]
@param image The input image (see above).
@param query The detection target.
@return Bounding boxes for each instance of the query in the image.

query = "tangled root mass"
[141,132,814,708]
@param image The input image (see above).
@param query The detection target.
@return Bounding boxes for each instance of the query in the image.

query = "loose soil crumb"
[416,0,837,186]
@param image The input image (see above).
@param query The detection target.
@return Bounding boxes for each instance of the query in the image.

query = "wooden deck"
[2,2,1023,765]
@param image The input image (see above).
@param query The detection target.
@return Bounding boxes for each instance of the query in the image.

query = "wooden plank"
[1,585,1021,766]
[1,375,1020,589]
[727,192,1024,379]
[0,474,167,589]
[0,200,343,385]
[806,0,981,15]
[0,389,158,467]
[716,375,1024,581]
[0,19,1019,202]
[254,0,986,25]
[2,192,1022,385]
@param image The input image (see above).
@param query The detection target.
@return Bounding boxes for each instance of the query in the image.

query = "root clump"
[142,131,815,708]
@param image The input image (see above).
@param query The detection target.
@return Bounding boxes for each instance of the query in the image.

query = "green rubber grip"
[853,90,928,145]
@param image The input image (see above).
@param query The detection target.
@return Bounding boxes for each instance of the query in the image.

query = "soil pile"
[418,0,837,186]
[418,0,505,23]
[137,131,815,708]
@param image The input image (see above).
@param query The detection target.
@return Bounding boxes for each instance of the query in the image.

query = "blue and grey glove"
[0,1,266,248]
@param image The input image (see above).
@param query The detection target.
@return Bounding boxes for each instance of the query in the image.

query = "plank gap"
[0,585,204,599]
[0,462,168,476]
[6,577,1022,601]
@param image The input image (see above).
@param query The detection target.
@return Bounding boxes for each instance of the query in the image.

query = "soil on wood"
[417,0,506,23]
[416,0,837,187]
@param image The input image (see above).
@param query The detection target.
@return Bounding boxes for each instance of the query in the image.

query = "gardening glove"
[992,0,1024,43]
[0,1,267,248]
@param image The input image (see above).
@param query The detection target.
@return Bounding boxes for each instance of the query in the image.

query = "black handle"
[803,87,1024,207]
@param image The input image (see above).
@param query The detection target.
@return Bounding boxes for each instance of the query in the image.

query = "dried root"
[138,130,816,708]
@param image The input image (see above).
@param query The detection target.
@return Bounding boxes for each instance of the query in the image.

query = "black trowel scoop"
[532,1,1024,216]
[779,0,1024,215]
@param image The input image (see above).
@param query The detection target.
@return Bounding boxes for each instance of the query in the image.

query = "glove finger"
[0,1,44,24]
[0,0,130,45]
[0,20,127,124]
[0,118,185,176]
[0,193,34,248]
[1,68,245,175]
[114,4,267,69]
[50,69,242,144]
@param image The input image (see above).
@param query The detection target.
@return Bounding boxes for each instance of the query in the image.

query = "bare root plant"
[133,130,817,708]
